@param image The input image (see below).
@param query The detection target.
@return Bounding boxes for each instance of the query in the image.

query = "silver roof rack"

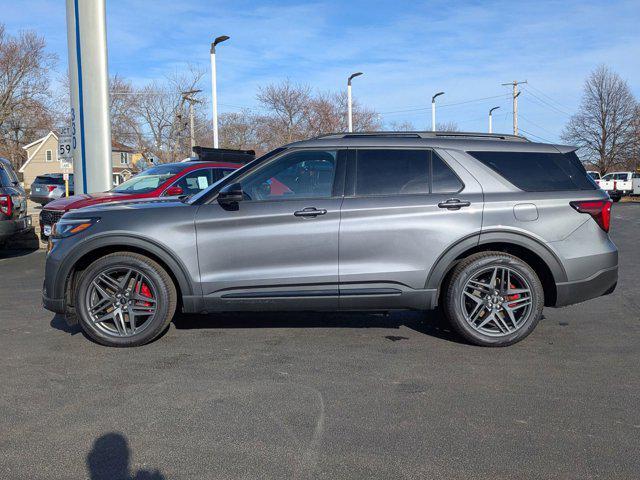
[314,131,529,142]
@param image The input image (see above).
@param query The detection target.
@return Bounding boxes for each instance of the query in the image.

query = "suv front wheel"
[443,252,544,347]
[75,252,177,347]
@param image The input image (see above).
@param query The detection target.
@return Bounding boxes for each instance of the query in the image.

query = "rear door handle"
[438,198,471,210]
[294,207,327,217]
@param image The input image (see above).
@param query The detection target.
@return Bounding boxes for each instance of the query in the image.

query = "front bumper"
[554,265,618,307]
[42,292,66,314]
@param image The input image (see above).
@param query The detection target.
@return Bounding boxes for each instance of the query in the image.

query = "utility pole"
[210,35,229,148]
[488,106,500,134]
[501,80,526,135]
[182,90,202,155]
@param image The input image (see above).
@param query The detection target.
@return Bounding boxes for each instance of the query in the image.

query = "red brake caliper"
[138,282,153,307]
[507,283,520,307]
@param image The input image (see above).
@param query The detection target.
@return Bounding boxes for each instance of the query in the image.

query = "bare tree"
[133,67,206,163]
[436,121,460,132]
[562,65,637,174]
[257,80,311,145]
[0,24,57,170]
[386,120,416,131]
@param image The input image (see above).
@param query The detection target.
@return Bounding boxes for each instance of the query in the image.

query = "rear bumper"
[554,265,618,307]
[30,195,55,205]
[0,216,32,240]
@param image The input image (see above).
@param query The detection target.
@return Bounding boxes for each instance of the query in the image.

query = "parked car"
[0,157,31,247]
[39,161,242,239]
[587,170,601,185]
[599,171,637,201]
[29,173,74,206]
[43,132,617,348]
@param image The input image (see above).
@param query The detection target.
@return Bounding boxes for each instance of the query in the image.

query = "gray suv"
[43,132,618,347]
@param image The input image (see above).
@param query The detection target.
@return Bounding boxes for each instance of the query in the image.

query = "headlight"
[51,218,99,238]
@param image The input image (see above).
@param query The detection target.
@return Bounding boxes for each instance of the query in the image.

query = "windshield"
[113,164,186,194]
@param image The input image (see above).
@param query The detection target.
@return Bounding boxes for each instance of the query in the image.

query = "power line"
[526,84,574,113]
[522,88,572,117]
[379,94,510,116]
[518,127,552,143]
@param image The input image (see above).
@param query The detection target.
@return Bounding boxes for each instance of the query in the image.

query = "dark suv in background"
[29,173,75,206]
[43,132,617,348]
[0,157,31,247]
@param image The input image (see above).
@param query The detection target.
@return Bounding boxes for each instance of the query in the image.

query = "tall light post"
[347,72,363,132]
[210,35,229,148]
[488,106,500,134]
[431,91,444,131]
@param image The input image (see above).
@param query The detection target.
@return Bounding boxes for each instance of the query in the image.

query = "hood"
[67,197,187,216]
[44,191,135,211]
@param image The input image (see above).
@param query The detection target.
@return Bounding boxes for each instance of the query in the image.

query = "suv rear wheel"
[75,252,177,347]
[443,252,544,347]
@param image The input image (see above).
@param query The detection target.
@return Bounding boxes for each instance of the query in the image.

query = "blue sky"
[3,0,639,142]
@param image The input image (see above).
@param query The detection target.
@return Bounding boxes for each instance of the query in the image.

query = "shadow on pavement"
[87,432,165,480]
[172,309,467,344]
[50,314,82,335]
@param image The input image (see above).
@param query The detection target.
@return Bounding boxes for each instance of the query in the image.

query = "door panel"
[195,149,344,311]
[338,148,483,310]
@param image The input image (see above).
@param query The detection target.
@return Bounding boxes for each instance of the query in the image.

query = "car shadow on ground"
[49,309,467,345]
[172,309,467,345]
[87,432,165,480]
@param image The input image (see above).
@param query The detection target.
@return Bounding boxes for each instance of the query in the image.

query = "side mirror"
[217,182,244,205]
[165,185,183,196]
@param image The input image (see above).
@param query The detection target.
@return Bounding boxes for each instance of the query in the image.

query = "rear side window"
[468,151,596,191]
[432,155,464,193]
[355,149,462,196]
[356,150,429,195]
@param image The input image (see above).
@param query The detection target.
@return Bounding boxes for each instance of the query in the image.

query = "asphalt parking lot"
[1,204,639,480]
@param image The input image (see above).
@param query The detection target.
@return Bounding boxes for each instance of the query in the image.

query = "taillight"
[47,185,56,192]
[570,200,612,232]
[0,194,12,217]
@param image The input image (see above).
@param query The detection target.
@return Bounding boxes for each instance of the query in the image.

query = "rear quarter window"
[468,151,596,191]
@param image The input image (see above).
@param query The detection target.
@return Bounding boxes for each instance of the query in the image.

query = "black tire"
[75,252,177,347]
[443,252,544,347]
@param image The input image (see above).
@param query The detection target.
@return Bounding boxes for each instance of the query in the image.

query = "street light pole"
[488,106,500,134]
[347,72,363,132]
[431,91,444,131]
[210,35,229,148]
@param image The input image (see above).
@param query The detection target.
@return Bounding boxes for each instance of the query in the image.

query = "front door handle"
[294,207,327,218]
[438,198,471,210]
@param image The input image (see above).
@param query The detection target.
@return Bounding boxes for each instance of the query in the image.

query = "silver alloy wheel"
[85,267,158,338]
[460,265,533,337]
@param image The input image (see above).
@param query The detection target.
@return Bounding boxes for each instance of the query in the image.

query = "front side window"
[356,149,430,196]
[240,150,337,201]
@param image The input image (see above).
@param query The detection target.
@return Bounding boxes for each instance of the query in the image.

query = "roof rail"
[314,131,530,142]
